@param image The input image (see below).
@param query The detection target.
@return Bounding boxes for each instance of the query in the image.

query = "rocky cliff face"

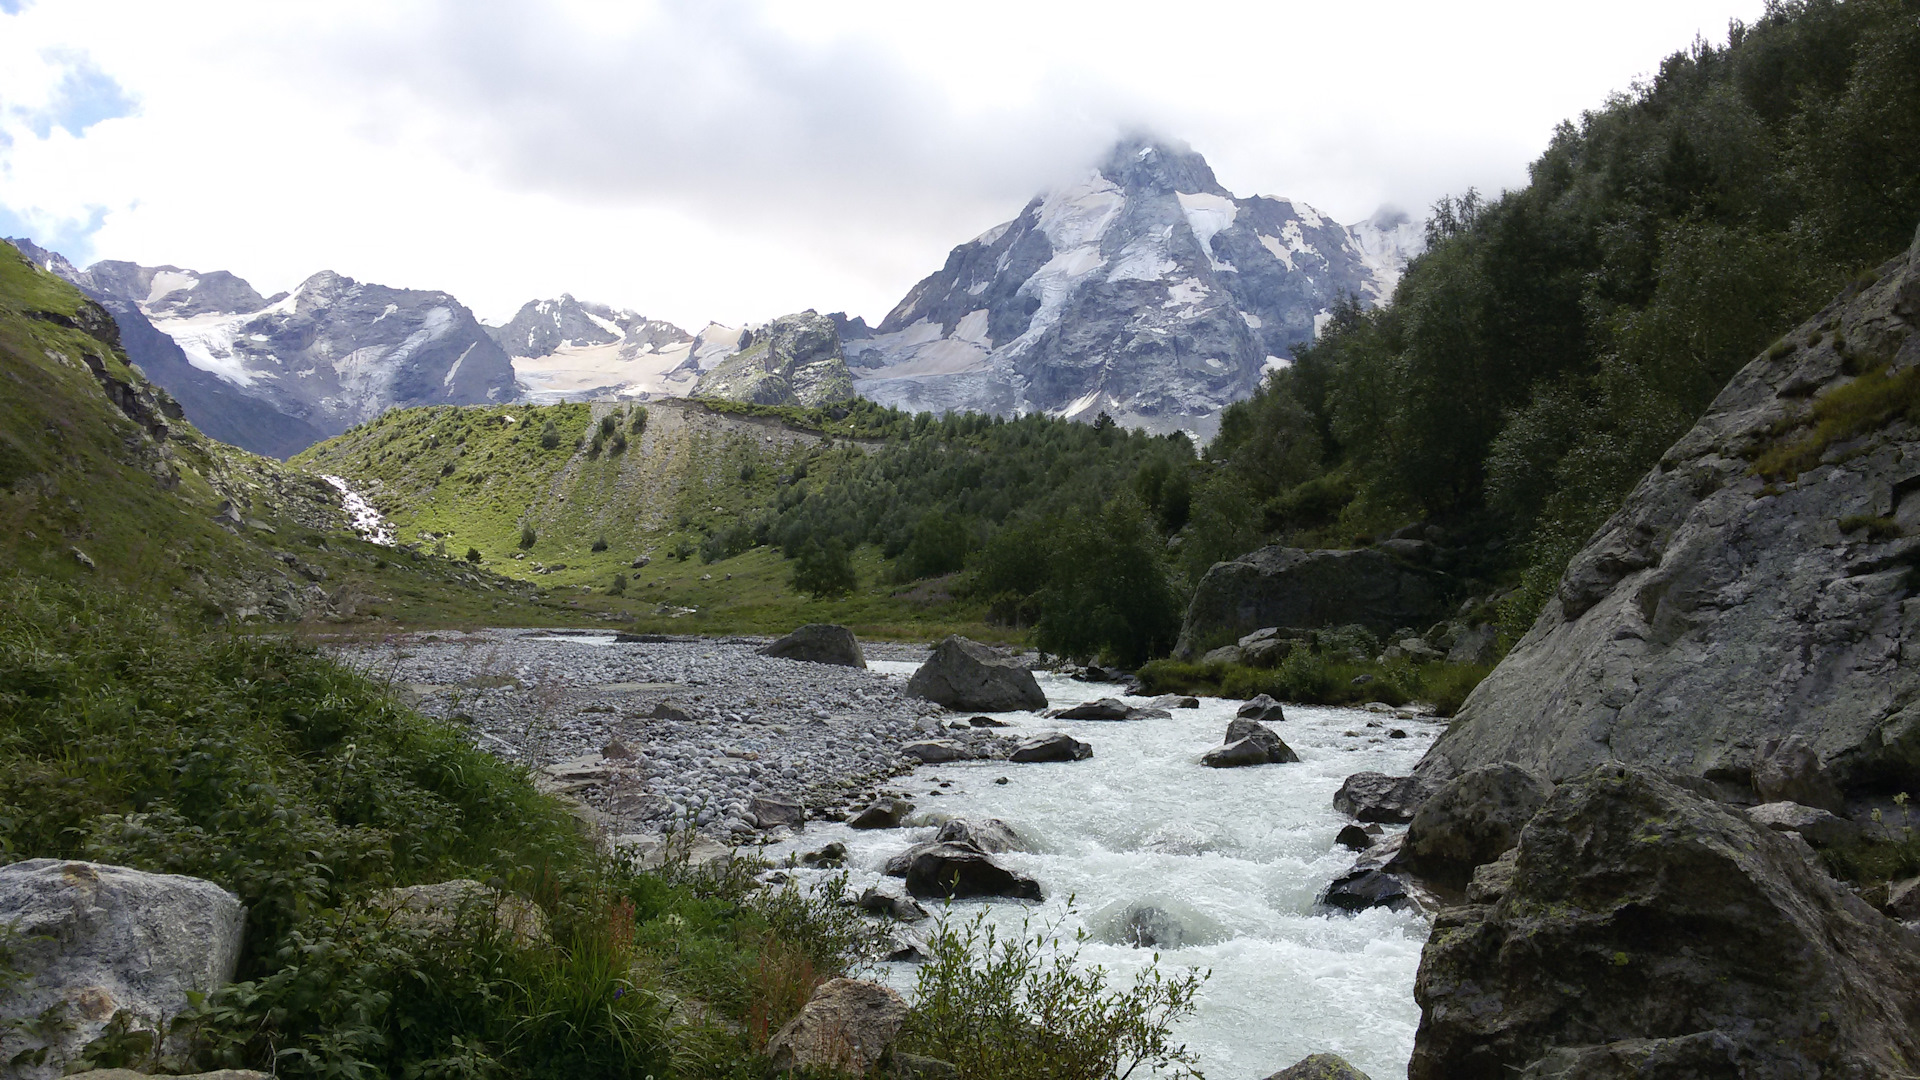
[845,137,1421,440]
[7,239,517,457]
[693,311,855,408]
[1416,224,1920,803]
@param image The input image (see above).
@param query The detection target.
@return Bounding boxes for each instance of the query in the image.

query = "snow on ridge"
[1176,192,1238,272]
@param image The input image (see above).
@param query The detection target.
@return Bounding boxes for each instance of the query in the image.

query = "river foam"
[771,665,1440,1078]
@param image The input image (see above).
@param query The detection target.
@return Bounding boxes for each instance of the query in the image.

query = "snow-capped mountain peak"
[845,135,1421,440]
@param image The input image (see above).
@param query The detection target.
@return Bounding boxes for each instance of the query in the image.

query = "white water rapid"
[772,664,1439,1079]
[320,474,396,546]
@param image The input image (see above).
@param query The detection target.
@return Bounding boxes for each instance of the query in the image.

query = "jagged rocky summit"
[693,311,855,408]
[1414,222,1920,806]
[841,136,1422,441]
[6,239,516,458]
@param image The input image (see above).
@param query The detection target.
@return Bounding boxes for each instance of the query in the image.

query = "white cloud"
[0,0,1770,327]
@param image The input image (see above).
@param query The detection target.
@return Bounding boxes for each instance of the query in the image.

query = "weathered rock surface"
[749,794,806,832]
[1262,1053,1373,1080]
[849,797,915,830]
[1177,546,1450,655]
[1009,732,1092,763]
[694,310,856,408]
[759,623,867,668]
[1409,766,1920,1079]
[1201,718,1298,768]
[935,817,1023,854]
[1416,227,1920,800]
[1745,800,1861,848]
[858,885,929,922]
[907,636,1047,712]
[901,842,1042,901]
[0,860,245,1080]
[1394,763,1553,890]
[1048,697,1134,720]
[1333,771,1434,824]
[902,740,970,763]
[1236,694,1288,723]
[373,879,549,947]
[764,977,907,1074]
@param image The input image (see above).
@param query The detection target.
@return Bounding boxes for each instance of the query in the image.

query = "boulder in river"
[936,817,1023,853]
[1410,227,1920,804]
[1333,771,1435,823]
[907,636,1047,712]
[1393,763,1553,890]
[765,977,907,1075]
[858,885,929,922]
[0,860,246,1080]
[1048,697,1134,720]
[1151,694,1201,710]
[1409,765,1920,1079]
[902,842,1042,901]
[1175,546,1450,657]
[1335,824,1376,851]
[1262,1053,1374,1080]
[1202,718,1298,768]
[1236,693,1287,723]
[758,623,867,668]
[1321,868,1411,913]
[849,797,915,829]
[1010,732,1092,763]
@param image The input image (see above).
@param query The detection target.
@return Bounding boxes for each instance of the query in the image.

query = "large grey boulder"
[764,977,907,1074]
[1393,763,1553,890]
[1176,546,1450,656]
[0,860,246,1080]
[902,842,1042,901]
[1201,718,1299,768]
[758,623,866,668]
[935,817,1023,853]
[849,797,915,830]
[1408,766,1920,1079]
[1333,771,1435,823]
[907,636,1047,712]
[1414,227,1920,802]
[1009,732,1092,763]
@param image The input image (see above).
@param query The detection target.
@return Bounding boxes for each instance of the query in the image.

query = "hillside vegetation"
[1191,0,1920,637]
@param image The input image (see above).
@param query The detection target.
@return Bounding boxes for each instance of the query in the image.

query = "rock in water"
[1333,771,1434,823]
[1409,765,1920,1079]
[1009,732,1092,763]
[907,636,1047,712]
[1262,1053,1374,1080]
[902,740,970,763]
[1047,697,1135,721]
[1176,546,1449,655]
[935,817,1023,853]
[902,842,1043,901]
[764,978,908,1074]
[758,623,866,668]
[1413,226,1920,801]
[0,860,245,1080]
[1202,718,1299,767]
[849,797,915,830]
[1236,693,1287,722]
[1394,763,1553,890]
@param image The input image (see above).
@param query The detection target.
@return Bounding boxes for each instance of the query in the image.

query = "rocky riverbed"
[328,629,1030,839]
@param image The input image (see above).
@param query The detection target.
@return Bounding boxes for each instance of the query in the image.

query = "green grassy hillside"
[0,240,562,627]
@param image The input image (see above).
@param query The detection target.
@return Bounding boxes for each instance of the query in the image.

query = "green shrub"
[539,421,561,450]
[629,406,649,435]
[520,524,537,550]
[464,546,482,563]
[592,534,610,553]
[0,577,873,1079]
[898,910,1205,1080]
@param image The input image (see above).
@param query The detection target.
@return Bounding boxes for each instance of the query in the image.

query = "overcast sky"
[0,0,1769,328]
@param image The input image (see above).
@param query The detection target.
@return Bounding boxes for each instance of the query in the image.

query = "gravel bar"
[328,629,1030,841]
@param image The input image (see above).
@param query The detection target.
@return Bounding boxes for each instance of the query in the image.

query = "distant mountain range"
[6,135,1421,456]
